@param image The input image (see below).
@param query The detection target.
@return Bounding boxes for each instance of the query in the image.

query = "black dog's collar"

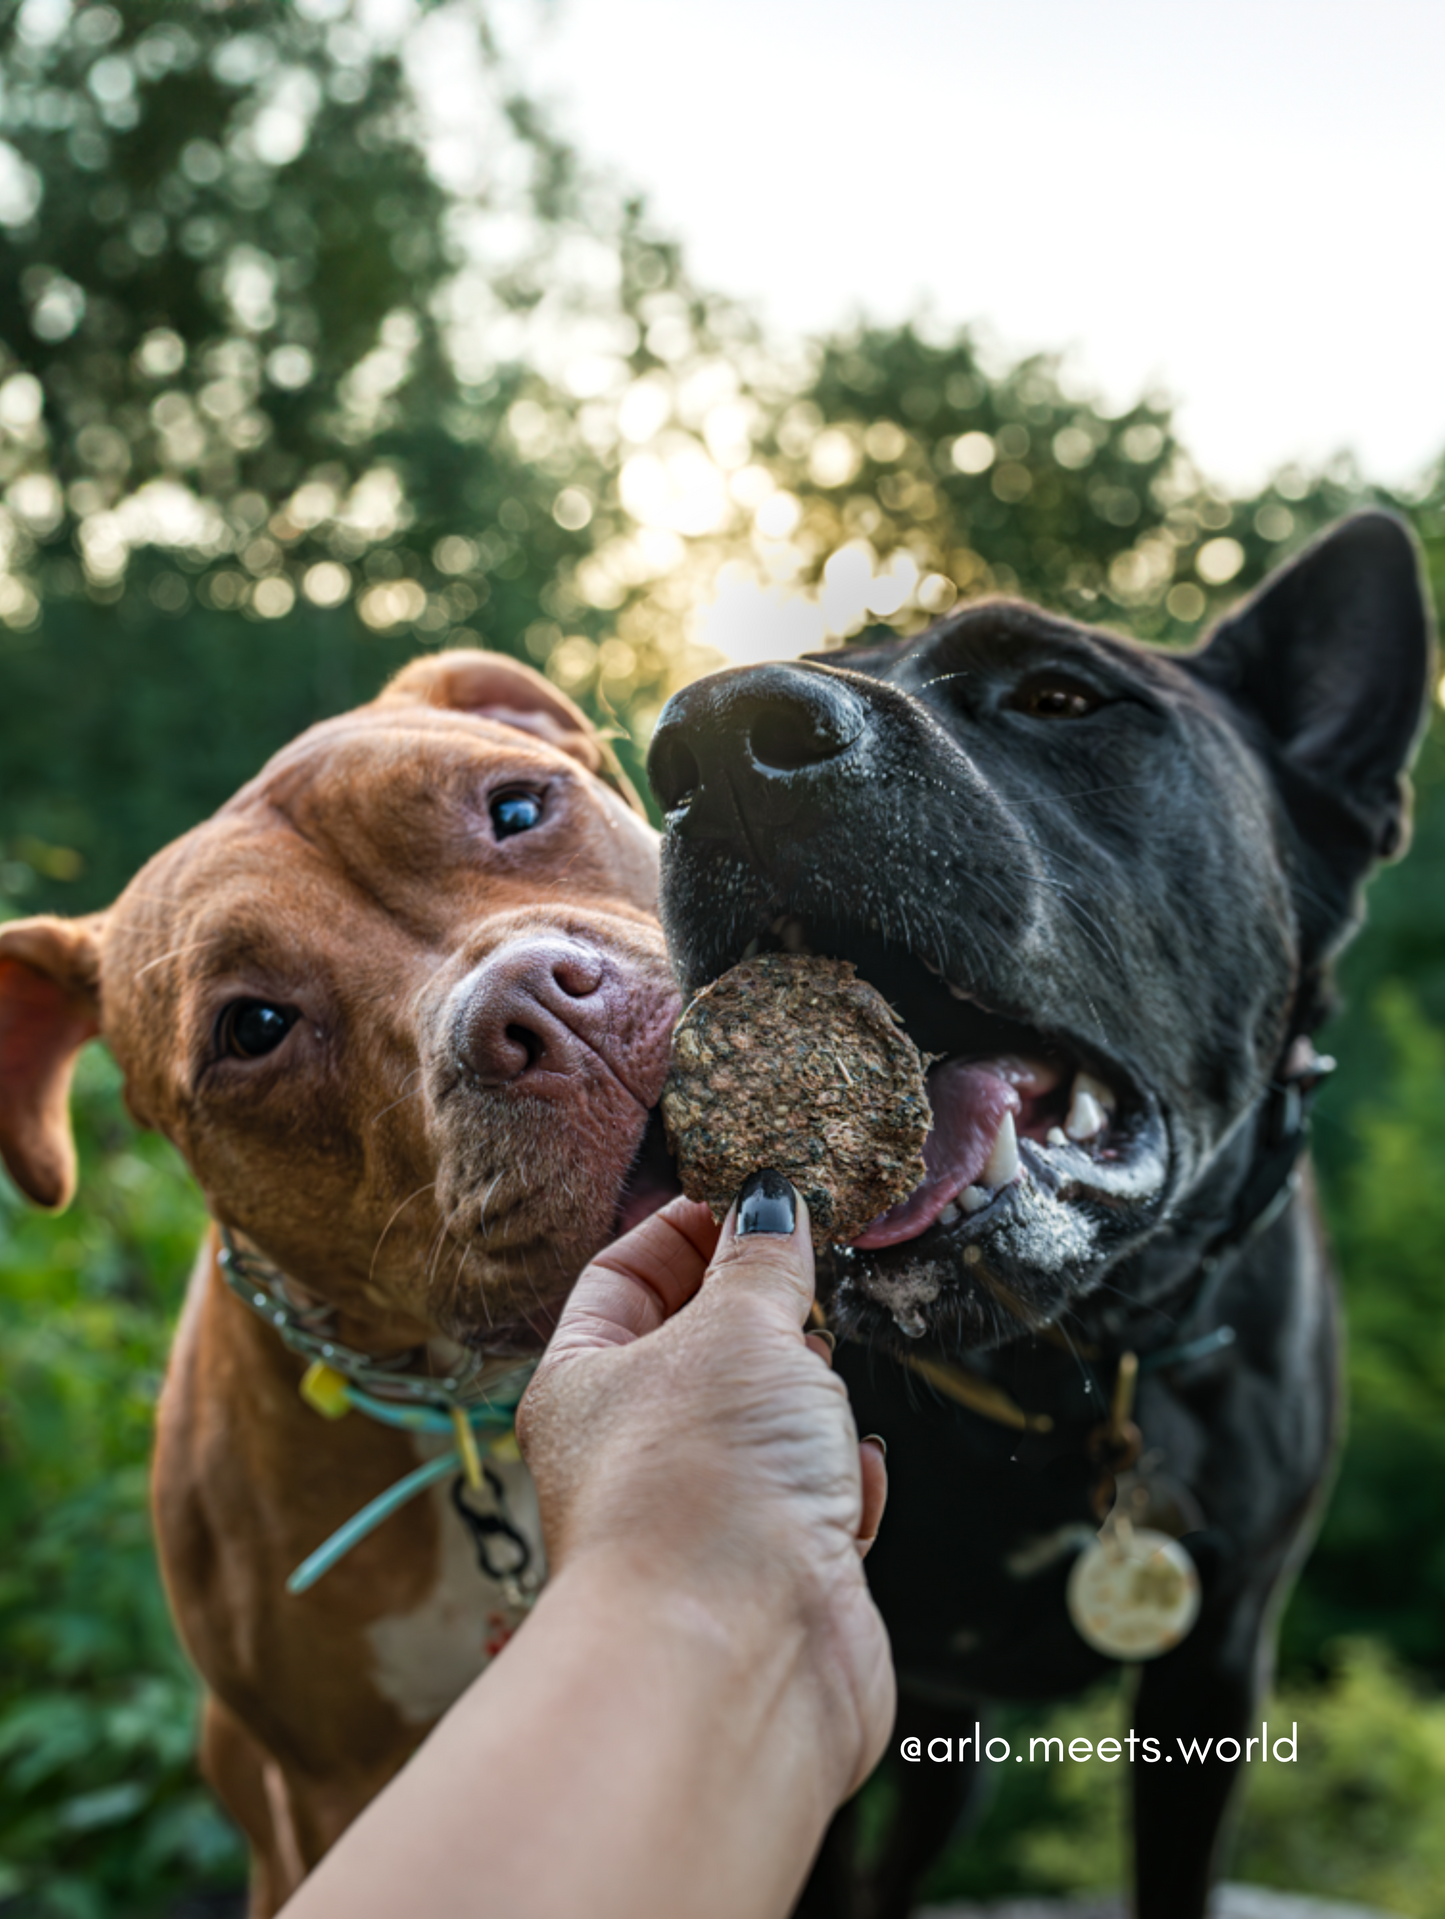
[1138,1037,1334,1372]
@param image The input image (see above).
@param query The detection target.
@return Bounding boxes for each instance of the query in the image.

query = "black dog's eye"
[1014,679,1102,719]
[491,791,543,839]
[218,1000,299,1060]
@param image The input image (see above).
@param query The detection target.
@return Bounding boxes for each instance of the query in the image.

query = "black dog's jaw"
[648,514,1433,1919]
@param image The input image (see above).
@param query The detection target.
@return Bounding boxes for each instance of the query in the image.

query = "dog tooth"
[959,1185,990,1214]
[1075,1070,1115,1113]
[947,981,972,1001]
[1065,1084,1107,1142]
[979,1110,1019,1188]
[1047,1126,1068,1147]
[937,1201,960,1225]
[741,937,761,960]
[892,1307,928,1339]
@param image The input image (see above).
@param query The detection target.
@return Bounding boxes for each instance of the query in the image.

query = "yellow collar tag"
[300,1360,352,1421]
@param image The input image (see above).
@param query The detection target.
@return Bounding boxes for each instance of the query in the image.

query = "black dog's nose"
[648,665,867,821]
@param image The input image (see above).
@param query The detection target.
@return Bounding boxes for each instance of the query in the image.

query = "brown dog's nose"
[455,938,616,1087]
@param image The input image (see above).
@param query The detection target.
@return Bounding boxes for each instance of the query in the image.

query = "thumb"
[704,1170,816,1327]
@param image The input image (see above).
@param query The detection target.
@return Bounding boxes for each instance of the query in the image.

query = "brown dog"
[0,651,680,1912]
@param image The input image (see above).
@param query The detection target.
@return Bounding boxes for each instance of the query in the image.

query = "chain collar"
[1130,1036,1335,1369]
[215,1226,532,1414]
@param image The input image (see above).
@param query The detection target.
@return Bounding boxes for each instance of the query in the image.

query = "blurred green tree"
[9,1,1419,915]
[0,0,618,620]
[0,1049,232,1914]
[0,0,697,905]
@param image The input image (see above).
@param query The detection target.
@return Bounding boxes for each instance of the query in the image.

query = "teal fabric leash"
[214,1227,537,1599]
[285,1380,530,1596]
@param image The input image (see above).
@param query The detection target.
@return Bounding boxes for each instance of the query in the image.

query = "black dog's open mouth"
[694,910,1167,1336]
[609,902,1167,1348]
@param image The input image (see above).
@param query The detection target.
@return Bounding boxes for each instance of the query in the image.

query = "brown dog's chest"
[155,1260,546,1759]
[365,1453,544,1726]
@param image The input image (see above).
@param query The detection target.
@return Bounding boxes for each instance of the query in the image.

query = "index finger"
[545,1196,721,1360]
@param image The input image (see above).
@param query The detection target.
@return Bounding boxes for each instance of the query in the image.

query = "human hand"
[283,1176,894,1919]
[517,1171,894,1797]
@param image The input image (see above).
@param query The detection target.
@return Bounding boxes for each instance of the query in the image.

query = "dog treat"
[661,953,930,1243]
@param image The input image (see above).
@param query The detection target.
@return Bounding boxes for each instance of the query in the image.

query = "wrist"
[288,1513,866,1919]
[537,1544,863,1810]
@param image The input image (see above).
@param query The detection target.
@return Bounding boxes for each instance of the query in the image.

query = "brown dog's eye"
[218,1000,299,1060]
[491,790,544,839]
[1014,680,1101,719]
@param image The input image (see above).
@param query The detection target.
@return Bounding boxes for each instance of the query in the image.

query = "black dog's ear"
[1187,511,1434,868]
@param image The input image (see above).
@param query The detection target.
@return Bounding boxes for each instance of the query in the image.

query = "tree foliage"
[0,0,608,620]
[7,0,1434,920]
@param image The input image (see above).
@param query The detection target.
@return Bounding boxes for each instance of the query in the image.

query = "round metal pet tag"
[1066,1526,1200,1661]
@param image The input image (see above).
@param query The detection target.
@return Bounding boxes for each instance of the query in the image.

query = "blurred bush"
[1,0,1443,1912]
[913,1640,1445,1915]
[0,1048,235,1915]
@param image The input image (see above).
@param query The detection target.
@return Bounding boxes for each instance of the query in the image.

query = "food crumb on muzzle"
[660,953,930,1244]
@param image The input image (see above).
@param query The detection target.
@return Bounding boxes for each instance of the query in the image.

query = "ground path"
[924,1890,1390,1919]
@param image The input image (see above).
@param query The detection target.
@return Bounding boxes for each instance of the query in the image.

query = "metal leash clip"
[451,1467,540,1612]
[1069,1350,1202,1660]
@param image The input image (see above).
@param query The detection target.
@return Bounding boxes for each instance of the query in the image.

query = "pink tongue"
[851,1061,1021,1249]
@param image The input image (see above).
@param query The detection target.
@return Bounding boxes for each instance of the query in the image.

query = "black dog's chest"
[837,1251,1334,1706]
[839,1345,1119,1700]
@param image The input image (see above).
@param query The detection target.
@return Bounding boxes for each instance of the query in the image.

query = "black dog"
[646,513,1433,1918]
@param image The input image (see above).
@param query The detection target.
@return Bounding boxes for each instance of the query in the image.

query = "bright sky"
[525,0,1445,495]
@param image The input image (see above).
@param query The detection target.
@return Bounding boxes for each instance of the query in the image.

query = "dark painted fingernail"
[737,1168,797,1236]
[862,1433,887,1459]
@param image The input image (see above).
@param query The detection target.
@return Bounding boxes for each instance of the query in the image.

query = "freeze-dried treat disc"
[660,953,930,1245]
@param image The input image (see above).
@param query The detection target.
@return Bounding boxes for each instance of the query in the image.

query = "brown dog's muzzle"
[452,936,656,1105]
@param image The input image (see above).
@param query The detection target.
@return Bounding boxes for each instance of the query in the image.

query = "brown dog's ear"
[0,914,105,1210]
[378,649,644,814]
